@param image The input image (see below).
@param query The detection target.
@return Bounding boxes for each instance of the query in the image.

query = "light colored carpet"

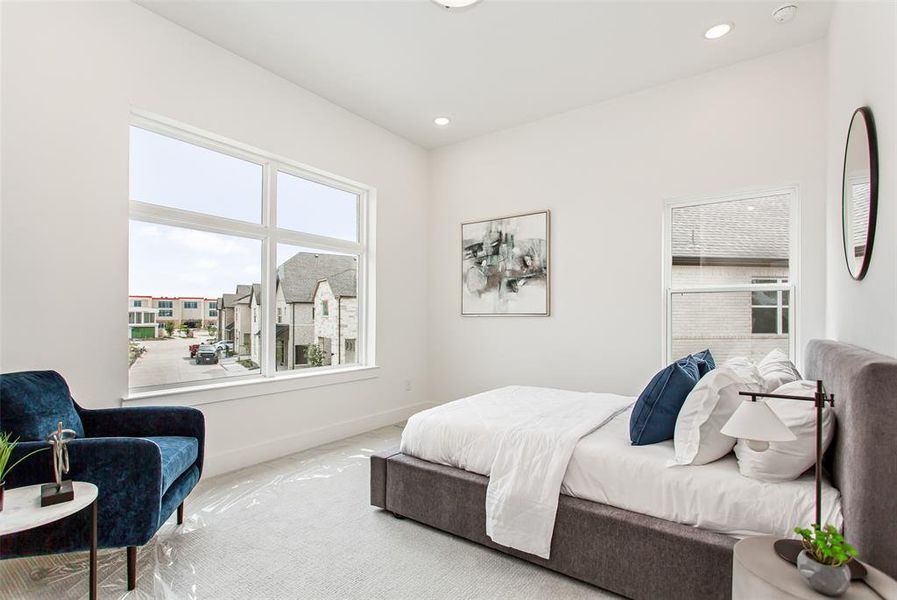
[0,425,617,600]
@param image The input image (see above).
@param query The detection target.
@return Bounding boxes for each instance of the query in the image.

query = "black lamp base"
[774,538,867,581]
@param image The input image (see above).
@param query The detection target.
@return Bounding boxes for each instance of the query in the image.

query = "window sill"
[122,365,380,408]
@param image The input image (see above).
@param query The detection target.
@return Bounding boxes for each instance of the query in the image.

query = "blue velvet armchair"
[0,370,205,590]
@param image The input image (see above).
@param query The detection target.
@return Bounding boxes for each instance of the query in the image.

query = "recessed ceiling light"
[704,22,733,40]
[434,117,451,127]
[432,0,482,8]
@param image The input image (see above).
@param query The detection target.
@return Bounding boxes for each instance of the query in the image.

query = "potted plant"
[0,432,48,511]
[794,524,858,597]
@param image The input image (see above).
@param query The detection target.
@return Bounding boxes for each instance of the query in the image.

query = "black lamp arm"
[738,380,834,406]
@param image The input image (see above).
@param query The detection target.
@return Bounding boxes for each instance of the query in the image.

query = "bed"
[370,340,897,599]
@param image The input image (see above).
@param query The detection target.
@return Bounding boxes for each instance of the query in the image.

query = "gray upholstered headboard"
[805,339,897,578]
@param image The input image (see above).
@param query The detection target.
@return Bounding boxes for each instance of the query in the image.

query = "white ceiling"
[137,1,833,149]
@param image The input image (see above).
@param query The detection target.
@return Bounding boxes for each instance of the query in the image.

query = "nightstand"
[733,536,897,599]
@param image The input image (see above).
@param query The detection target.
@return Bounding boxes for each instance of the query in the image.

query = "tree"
[307,344,325,367]
[163,322,175,337]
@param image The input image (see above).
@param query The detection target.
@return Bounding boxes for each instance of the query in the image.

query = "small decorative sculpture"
[41,421,77,506]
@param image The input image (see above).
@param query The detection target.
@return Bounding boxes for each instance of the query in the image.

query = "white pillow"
[758,349,802,392]
[734,380,835,482]
[672,364,766,466]
[722,356,755,370]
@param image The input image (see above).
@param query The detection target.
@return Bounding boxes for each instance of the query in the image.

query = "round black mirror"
[841,107,878,280]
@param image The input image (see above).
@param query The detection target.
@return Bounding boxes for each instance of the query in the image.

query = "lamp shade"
[721,400,797,447]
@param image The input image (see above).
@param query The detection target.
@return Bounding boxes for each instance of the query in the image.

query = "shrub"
[307,344,325,367]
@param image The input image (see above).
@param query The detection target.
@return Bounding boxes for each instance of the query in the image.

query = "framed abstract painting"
[461,210,550,316]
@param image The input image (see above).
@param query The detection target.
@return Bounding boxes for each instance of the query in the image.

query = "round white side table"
[0,482,99,599]
[733,536,897,600]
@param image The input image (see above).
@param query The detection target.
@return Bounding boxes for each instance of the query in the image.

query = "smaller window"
[158,309,173,317]
[183,301,198,309]
[277,307,283,323]
[143,312,154,322]
[132,300,143,307]
[208,300,217,309]
[751,278,789,335]
[321,301,329,317]
[129,312,138,324]
[158,300,173,309]
[209,309,218,317]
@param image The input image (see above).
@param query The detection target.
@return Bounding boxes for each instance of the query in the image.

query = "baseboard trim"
[201,401,434,478]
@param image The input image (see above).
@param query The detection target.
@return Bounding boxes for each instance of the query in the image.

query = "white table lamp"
[721,399,796,451]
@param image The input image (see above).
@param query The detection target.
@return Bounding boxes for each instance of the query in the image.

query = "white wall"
[825,1,897,357]
[3,2,885,478]
[428,43,828,404]
[0,2,429,476]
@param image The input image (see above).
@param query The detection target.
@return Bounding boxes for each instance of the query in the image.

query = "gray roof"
[671,195,790,261]
[234,284,252,305]
[320,268,357,299]
[221,293,238,309]
[277,253,357,303]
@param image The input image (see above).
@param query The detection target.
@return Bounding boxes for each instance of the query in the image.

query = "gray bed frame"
[370,340,897,599]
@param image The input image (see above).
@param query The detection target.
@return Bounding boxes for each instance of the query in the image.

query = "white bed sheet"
[562,407,843,538]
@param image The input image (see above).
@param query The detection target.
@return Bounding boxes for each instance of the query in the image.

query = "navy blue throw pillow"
[629,356,702,445]
[692,349,716,376]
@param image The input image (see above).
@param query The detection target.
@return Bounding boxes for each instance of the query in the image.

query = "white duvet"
[401,386,843,560]
[400,386,633,558]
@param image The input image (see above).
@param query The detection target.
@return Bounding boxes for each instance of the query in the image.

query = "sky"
[129,126,357,298]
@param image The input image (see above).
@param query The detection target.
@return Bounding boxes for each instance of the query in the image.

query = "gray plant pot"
[797,550,851,597]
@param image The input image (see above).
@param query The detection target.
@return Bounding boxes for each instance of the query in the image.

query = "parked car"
[195,345,219,365]
[215,341,234,353]
[189,343,200,358]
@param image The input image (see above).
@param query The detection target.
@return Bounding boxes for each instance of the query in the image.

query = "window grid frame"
[128,112,376,393]
[661,186,800,366]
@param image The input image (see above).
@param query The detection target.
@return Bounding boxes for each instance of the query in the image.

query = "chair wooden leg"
[177,502,184,525]
[127,546,137,590]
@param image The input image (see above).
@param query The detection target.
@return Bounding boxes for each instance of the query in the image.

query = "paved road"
[129,335,256,388]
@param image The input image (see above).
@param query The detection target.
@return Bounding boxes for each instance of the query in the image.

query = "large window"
[128,115,372,393]
[664,189,796,364]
